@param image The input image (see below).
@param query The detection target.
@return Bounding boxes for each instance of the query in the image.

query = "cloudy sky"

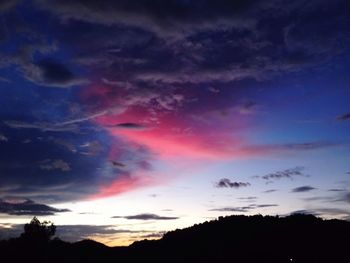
[0,0,349,246]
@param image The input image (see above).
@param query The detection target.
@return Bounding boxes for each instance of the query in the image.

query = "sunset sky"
[0,0,349,246]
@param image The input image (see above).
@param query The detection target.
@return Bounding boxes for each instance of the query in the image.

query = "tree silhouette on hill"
[20,216,56,243]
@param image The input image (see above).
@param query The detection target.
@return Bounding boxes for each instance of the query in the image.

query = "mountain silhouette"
[1,214,349,263]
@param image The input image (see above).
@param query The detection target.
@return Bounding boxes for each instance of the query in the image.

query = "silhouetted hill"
[1,214,349,263]
[73,238,108,250]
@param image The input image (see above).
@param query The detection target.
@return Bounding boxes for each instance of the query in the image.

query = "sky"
[0,0,350,246]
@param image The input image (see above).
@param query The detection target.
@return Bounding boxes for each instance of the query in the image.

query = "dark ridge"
[72,239,108,249]
[1,214,349,263]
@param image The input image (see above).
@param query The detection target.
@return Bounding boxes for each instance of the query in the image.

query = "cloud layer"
[210,203,278,213]
[112,213,178,220]
[215,179,250,189]
[0,199,69,216]
[292,186,316,193]
[261,167,306,181]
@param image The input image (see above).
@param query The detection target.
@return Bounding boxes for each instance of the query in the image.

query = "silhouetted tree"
[20,217,56,242]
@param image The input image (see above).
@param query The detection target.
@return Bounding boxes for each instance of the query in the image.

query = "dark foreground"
[1,214,349,263]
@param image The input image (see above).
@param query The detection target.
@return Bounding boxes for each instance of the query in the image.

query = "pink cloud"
[95,105,250,160]
[90,173,156,199]
[110,128,238,159]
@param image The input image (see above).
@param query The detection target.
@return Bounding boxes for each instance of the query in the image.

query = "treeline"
[1,214,349,263]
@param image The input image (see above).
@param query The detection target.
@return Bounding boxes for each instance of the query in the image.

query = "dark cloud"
[263,189,277,193]
[8,54,88,88]
[23,58,88,88]
[0,199,70,216]
[25,0,348,93]
[109,123,147,130]
[292,186,316,193]
[237,196,258,201]
[111,161,126,168]
[34,0,350,53]
[210,207,250,213]
[112,213,178,220]
[255,204,278,208]
[302,196,335,202]
[215,178,250,188]
[261,167,305,181]
[0,21,86,88]
[0,0,18,12]
[277,142,337,151]
[336,113,350,121]
[35,0,263,36]
[242,142,340,157]
[210,203,278,213]
[24,58,86,87]
[328,188,347,192]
